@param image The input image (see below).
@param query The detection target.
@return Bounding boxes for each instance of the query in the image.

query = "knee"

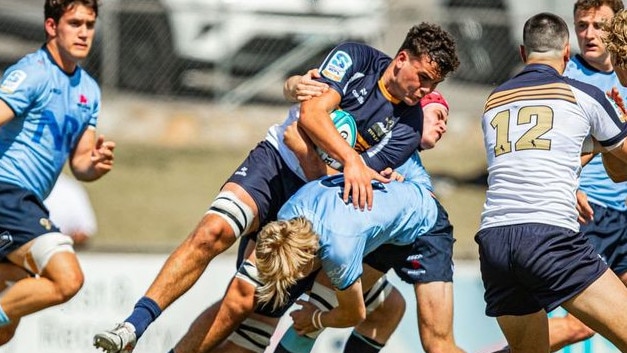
[421,328,460,353]
[53,269,84,304]
[223,280,256,317]
[0,321,19,345]
[386,288,406,321]
[422,340,459,353]
[187,215,237,255]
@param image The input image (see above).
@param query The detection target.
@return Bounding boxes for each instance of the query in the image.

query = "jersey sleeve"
[592,97,627,149]
[318,42,375,95]
[570,81,627,150]
[0,61,50,117]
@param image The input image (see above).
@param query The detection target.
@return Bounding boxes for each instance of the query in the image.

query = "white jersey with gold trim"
[480,64,627,231]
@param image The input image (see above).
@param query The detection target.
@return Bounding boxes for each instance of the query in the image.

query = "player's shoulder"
[487,63,606,108]
[321,42,390,78]
[76,66,101,93]
[10,49,51,77]
[333,41,385,57]
[0,49,52,94]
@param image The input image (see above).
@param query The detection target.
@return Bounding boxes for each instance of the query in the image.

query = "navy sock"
[343,331,384,353]
[125,296,162,339]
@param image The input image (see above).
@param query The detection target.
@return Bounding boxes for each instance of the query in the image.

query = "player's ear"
[563,43,571,63]
[519,45,527,63]
[44,18,57,38]
[395,50,410,68]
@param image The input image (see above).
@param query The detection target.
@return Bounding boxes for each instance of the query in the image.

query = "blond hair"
[604,10,627,68]
[255,217,319,310]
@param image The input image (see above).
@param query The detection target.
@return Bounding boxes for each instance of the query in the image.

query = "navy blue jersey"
[318,42,423,172]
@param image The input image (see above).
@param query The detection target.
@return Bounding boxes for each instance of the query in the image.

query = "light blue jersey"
[277,153,438,290]
[564,54,627,211]
[0,47,100,200]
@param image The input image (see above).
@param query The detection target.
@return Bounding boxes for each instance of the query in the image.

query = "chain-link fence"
[0,0,580,106]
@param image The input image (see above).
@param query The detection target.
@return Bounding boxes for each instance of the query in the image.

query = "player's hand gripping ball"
[316,110,357,170]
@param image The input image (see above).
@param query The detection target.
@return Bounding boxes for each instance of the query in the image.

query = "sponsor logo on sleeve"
[0,70,27,93]
[321,51,353,82]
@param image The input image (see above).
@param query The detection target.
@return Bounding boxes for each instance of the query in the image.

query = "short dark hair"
[44,0,99,23]
[574,0,624,16]
[523,12,570,54]
[397,23,460,78]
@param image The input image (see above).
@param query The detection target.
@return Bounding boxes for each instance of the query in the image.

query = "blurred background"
[1,1,622,353]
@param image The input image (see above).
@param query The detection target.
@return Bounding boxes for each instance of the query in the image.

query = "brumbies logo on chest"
[321,51,352,83]
[354,116,396,152]
[367,117,395,143]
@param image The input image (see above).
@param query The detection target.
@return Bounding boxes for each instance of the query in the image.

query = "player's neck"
[45,42,78,74]
[527,55,567,74]
[583,56,613,73]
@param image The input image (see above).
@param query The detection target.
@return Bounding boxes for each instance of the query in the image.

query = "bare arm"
[603,148,627,182]
[69,128,115,181]
[299,92,389,210]
[580,152,596,167]
[283,121,333,180]
[0,100,16,127]
[290,279,366,334]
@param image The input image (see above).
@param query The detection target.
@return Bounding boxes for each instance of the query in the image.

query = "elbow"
[341,308,366,328]
[608,171,627,183]
[602,153,627,182]
[349,310,367,327]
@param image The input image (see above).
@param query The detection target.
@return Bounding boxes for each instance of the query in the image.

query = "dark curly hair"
[397,23,460,78]
[45,0,99,23]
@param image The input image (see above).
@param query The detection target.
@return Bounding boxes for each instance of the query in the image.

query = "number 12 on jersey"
[490,105,554,157]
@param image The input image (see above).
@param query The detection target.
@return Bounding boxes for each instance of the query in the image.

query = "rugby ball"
[316,110,357,170]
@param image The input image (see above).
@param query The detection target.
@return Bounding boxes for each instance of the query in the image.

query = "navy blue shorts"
[0,182,60,259]
[475,223,608,317]
[226,141,305,234]
[364,199,455,284]
[581,203,627,276]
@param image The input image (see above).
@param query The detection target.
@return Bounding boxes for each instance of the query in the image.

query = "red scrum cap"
[420,91,449,111]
